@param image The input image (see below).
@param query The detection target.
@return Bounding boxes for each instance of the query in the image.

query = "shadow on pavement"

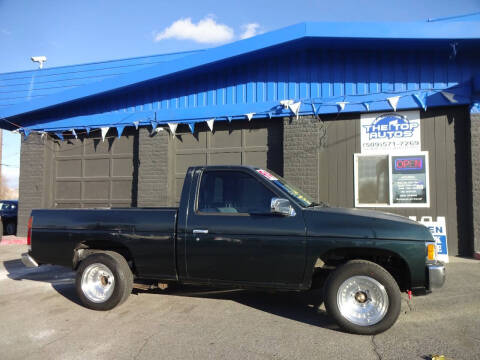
[3,258,82,306]
[3,258,337,330]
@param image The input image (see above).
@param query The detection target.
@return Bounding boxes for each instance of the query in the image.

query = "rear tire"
[324,260,401,335]
[76,251,133,311]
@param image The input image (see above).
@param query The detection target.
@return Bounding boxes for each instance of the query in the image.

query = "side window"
[197,171,276,214]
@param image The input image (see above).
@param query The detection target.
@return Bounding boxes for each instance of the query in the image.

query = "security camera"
[31,56,47,69]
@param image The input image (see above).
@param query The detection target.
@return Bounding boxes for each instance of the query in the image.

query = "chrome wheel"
[81,263,115,303]
[337,275,389,326]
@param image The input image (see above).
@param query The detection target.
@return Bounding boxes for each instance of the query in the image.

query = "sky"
[0,0,479,190]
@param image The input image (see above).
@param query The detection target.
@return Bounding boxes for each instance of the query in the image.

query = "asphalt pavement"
[1,244,479,360]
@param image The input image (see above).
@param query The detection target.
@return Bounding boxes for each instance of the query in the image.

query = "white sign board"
[361,110,421,154]
[409,216,449,263]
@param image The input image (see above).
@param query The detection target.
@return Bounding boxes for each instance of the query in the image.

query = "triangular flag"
[116,125,125,138]
[71,129,78,139]
[311,103,318,115]
[363,102,370,112]
[245,113,255,121]
[55,132,64,141]
[413,92,428,111]
[187,122,195,134]
[101,127,109,142]
[23,128,31,138]
[40,132,47,141]
[337,101,348,112]
[441,91,458,104]
[280,99,294,109]
[268,112,272,119]
[206,119,215,132]
[288,102,302,119]
[227,116,232,123]
[150,120,158,130]
[168,123,178,136]
[85,127,90,136]
[387,96,400,112]
[133,121,139,130]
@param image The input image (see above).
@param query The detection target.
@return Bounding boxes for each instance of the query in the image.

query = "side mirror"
[270,198,296,216]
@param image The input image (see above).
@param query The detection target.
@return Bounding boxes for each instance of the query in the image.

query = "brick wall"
[137,128,169,207]
[471,113,480,255]
[283,116,323,201]
[18,134,49,237]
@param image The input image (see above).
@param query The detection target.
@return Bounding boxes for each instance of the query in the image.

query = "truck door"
[184,168,306,286]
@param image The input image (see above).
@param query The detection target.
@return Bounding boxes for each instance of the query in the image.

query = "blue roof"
[0,49,203,109]
[1,20,480,133]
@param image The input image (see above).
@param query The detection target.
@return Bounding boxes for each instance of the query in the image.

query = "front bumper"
[427,262,445,289]
[21,252,38,268]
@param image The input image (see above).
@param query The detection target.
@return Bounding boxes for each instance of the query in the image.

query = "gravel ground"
[1,244,479,360]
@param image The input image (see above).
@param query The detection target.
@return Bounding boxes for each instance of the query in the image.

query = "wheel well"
[73,241,135,273]
[318,248,411,291]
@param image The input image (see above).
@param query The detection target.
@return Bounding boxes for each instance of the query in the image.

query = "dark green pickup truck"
[22,165,445,334]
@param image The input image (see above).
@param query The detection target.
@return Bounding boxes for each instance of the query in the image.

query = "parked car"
[1,200,18,235]
[21,166,445,334]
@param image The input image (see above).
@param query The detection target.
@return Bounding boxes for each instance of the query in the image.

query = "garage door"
[169,120,283,205]
[53,136,134,208]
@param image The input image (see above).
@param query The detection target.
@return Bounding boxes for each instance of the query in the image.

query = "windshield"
[255,169,315,207]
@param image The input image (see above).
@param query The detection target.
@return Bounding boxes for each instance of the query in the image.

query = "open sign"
[394,158,423,171]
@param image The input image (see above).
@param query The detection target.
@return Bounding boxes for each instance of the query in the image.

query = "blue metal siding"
[13,44,478,132]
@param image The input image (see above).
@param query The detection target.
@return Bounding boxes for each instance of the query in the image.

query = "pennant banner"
[245,113,255,121]
[337,101,348,112]
[413,92,427,111]
[363,102,370,112]
[311,103,318,115]
[387,96,400,112]
[288,102,302,119]
[85,127,91,136]
[101,127,109,142]
[71,129,78,139]
[441,91,458,104]
[23,128,31,138]
[168,123,178,136]
[206,119,215,132]
[187,122,195,134]
[133,121,139,130]
[55,131,64,141]
[280,99,294,109]
[116,125,125,138]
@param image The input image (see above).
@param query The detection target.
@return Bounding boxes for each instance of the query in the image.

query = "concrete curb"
[0,236,27,245]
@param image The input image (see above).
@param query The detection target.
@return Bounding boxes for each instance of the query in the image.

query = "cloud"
[240,23,262,40]
[154,16,234,44]
[2,166,19,189]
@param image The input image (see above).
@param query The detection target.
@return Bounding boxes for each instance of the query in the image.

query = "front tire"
[76,251,133,311]
[324,260,401,335]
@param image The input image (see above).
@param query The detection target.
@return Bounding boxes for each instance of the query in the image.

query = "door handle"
[193,229,209,234]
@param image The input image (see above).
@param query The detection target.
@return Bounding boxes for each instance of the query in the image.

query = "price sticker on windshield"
[256,169,278,181]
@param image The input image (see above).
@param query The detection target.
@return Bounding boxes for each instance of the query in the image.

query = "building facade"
[1,20,479,257]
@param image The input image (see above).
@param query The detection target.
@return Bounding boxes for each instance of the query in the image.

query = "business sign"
[391,154,428,205]
[361,111,421,154]
[409,216,449,263]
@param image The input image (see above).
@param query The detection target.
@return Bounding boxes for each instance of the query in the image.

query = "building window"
[354,152,430,208]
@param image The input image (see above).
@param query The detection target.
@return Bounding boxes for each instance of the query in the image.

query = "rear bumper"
[21,252,38,268]
[427,262,445,289]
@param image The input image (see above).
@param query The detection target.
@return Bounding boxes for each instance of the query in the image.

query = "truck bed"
[30,207,179,279]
